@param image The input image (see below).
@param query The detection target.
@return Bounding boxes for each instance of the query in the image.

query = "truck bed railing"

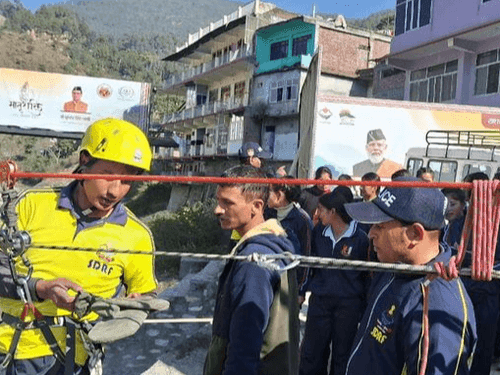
[425,130,500,161]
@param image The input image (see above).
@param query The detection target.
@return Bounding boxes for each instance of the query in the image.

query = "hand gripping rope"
[2,162,500,375]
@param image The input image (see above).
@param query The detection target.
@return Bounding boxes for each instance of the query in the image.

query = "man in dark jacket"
[204,165,299,375]
[344,178,477,375]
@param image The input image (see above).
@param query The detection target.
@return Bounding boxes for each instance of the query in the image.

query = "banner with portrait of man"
[311,95,500,179]
[0,68,151,138]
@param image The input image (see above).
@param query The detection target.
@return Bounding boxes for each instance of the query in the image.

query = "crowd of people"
[0,122,496,375]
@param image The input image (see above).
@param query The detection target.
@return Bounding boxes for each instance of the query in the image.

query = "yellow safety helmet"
[80,118,152,172]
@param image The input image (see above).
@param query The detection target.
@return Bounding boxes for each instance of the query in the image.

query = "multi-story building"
[160,0,296,175]
[248,16,391,160]
[384,0,500,106]
[160,1,392,174]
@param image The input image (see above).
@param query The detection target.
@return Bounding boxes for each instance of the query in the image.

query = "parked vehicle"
[405,130,500,182]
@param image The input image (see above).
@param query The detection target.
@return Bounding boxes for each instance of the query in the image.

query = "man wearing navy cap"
[239,142,272,168]
[352,129,402,178]
[344,178,476,375]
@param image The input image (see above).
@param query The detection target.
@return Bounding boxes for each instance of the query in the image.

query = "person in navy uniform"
[344,177,477,375]
[299,188,370,375]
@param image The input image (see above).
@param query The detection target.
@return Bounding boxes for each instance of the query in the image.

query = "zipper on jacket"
[345,273,395,374]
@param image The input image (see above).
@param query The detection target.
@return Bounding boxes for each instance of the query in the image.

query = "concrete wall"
[319,74,369,97]
[392,0,500,54]
[398,35,500,106]
[373,64,406,100]
[256,19,316,74]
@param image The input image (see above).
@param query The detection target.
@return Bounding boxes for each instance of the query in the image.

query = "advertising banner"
[0,68,150,137]
[312,95,500,179]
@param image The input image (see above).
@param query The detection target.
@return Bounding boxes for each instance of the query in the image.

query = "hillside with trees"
[0,0,393,176]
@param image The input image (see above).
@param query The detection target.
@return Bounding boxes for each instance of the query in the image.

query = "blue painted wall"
[256,19,315,74]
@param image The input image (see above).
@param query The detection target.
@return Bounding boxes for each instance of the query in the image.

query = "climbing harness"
[0,160,102,374]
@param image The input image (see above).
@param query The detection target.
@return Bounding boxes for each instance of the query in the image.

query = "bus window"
[463,164,491,179]
[407,158,423,176]
[429,160,457,182]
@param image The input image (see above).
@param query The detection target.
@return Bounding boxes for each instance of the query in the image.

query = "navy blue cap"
[345,177,446,230]
[239,142,272,159]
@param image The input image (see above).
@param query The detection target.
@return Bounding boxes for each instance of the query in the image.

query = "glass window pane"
[420,0,432,26]
[477,50,498,66]
[410,68,426,81]
[451,74,457,99]
[277,87,283,102]
[395,3,406,35]
[410,83,419,101]
[407,158,423,175]
[434,76,441,102]
[270,89,277,102]
[412,0,419,29]
[427,77,435,102]
[429,161,442,180]
[475,67,487,95]
[486,63,500,94]
[406,1,412,31]
[440,162,457,182]
[428,64,445,77]
[270,41,288,61]
[442,75,452,102]
[292,34,311,56]
[418,81,428,102]
[446,60,458,72]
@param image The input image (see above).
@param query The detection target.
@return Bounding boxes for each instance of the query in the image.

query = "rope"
[11,171,474,189]
[440,180,500,282]
[26,244,500,278]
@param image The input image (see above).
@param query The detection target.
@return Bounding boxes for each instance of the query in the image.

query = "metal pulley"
[0,230,32,258]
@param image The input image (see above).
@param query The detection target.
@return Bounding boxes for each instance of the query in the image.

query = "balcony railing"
[165,45,253,88]
[163,94,249,124]
[174,2,256,52]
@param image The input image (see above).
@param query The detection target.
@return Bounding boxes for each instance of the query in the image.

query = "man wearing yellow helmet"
[0,118,158,375]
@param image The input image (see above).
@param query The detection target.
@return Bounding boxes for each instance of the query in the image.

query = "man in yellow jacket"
[0,118,158,374]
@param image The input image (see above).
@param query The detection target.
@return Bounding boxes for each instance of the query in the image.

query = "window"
[234,81,246,99]
[406,158,423,176]
[229,116,243,141]
[428,160,457,182]
[474,49,500,96]
[381,67,405,79]
[209,89,218,104]
[395,0,432,36]
[463,164,491,178]
[270,41,289,61]
[409,60,457,103]
[221,86,231,102]
[292,34,311,56]
[269,79,299,103]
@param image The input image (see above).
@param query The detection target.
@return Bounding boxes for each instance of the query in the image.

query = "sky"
[19,0,396,19]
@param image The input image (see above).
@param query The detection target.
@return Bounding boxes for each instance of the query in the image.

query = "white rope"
[29,243,500,279]
[143,318,213,324]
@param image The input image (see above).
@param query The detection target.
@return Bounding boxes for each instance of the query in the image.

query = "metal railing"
[175,2,256,52]
[165,45,253,88]
[163,95,249,124]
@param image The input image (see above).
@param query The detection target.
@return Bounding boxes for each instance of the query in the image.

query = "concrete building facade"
[249,16,391,161]
[385,0,500,106]
[160,2,391,174]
